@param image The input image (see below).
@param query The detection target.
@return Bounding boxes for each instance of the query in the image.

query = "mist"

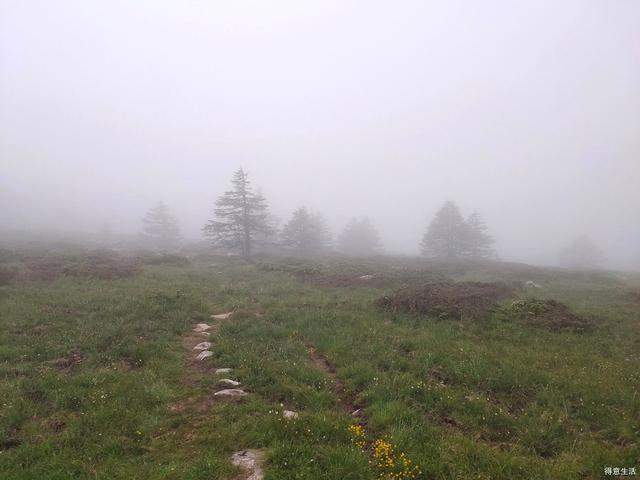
[1,0,639,269]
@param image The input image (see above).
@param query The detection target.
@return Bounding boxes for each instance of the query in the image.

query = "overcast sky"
[1,1,639,267]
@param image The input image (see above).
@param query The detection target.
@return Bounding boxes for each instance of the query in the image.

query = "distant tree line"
[199,168,384,259]
[137,168,606,268]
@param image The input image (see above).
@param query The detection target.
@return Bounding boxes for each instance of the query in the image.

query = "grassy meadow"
[0,252,638,479]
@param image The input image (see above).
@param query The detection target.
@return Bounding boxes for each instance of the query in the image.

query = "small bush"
[510,298,591,332]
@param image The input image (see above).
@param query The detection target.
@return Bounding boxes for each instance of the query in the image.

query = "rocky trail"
[183,311,274,479]
[180,314,365,479]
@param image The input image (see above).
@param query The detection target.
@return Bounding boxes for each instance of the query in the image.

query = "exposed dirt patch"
[23,252,140,281]
[47,351,84,371]
[48,419,66,433]
[510,299,592,332]
[376,282,515,320]
[0,437,21,450]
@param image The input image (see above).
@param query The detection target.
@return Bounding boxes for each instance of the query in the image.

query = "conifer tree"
[281,207,331,254]
[464,211,495,260]
[420,201,467,259]
[202,168,272,259]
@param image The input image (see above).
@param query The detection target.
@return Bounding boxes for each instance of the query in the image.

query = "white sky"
[1,0,639,267]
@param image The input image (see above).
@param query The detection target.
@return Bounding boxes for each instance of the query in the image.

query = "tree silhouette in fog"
[202,168,273,259]
[142,201,180,249]
[281,207,331,254]
[421,201,467,259]
[338,217,381,256]
[422,202,496,260]
[464,212,495,260]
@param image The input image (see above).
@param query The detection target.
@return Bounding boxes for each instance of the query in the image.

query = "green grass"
[0,255,638,479]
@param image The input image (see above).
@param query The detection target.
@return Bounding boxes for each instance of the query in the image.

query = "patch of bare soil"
[0,436,21,450]
[47,351,84,372]
[376,282,515,320]
[510,299,592,332]
[23,252,140,281]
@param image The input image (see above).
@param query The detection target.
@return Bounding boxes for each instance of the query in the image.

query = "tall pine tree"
[281,207,331,254]
[203,168,273,259]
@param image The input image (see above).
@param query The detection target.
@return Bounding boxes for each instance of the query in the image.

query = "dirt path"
[304,342,364,420]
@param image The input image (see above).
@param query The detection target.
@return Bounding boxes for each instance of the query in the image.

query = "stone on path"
[215,368,232,374]
[214,388,247,397]
[211,311,234,320]
[359,274,375,280]
[193,323,211,333]
[525,280,542,289]
[193,342,212,351]
[283,410,299,419]
[231,450,264,480]
[219,378,241,387]
[195,350,213,361]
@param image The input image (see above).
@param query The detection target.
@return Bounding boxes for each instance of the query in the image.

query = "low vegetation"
[0,251,638,479]
[376,281,515,320]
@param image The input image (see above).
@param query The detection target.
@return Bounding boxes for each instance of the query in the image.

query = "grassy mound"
[376,281,515,320]
[510,298,592,331]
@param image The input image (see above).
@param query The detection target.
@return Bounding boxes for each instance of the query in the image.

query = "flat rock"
[193,323,211,332]
[231,450,264,480]
[211,311,234,320]
[214,388,247,397]
[196,350,213,361]
[525,280,542,288]
[219,378,241,386]
[193,342,212,351]
[215,368,232,374]
[283,410,299,419]
[359,274,375,280]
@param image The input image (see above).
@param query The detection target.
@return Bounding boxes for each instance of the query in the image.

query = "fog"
[1,1,639,268]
